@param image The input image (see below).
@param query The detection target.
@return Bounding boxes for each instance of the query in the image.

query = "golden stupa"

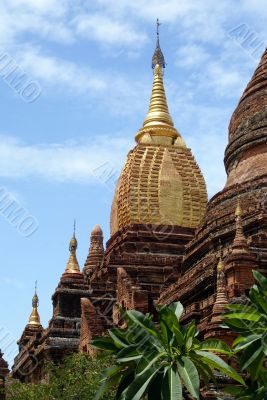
[65,229,80,274]
[110,23,207,235]
[28,283,42,327]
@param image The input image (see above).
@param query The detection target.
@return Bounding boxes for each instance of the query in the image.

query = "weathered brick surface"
[158,47,267,340]
[0,351,9,400]
[12,47,267,390]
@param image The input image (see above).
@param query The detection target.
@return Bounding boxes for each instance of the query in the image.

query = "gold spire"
[211,258,228,323]
[28,281,41,327]
[65,222,80,273]
[217,257,224,272]
[235,196,242,217]
[233,197,249,253]
[152,19,166,69]
[135,20,179,143]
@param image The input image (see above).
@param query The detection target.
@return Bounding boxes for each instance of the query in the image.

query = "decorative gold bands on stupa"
[110,143,207,235]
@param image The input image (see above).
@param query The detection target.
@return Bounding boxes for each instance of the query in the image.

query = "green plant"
[223,270,267,399]
[7,353,115,400]
[92,302,244,400]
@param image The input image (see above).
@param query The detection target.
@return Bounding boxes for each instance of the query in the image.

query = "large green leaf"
[223,312,261,321]
[190,356,215,387]
[240,339,263,371]
[160,317,173,348]
[167,302,184,320]
[95,364,125,400]
[123,366,161,400]
[195,350,245,385]
[221,318,254,333]
[108,329,128,349]
[100,364,124,379]
[116,371,135,400]
[253,270,267,291]
[198,339,232,354]
[225,303,254,312]
[159,306,185,347]
[125,310,160,341]
[249,287,267,315]
[147,370,164,400]
[116,345,143,363]
[262,332,267,356]
[233,334,261,352]
[136,351,163,375]
[162,366,182,400]
[91,337,118,352]
[177,356,200,399]
[248,352,266,382]
[185,320,197,351]
[223,385,250,397]
[172,325,185,347]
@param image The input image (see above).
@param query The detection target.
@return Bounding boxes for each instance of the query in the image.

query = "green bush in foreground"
[92,302,244,400]
[7,353,115,400]
[223,270,267,399]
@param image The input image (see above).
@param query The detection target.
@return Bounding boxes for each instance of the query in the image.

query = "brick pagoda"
[12,29,267,388]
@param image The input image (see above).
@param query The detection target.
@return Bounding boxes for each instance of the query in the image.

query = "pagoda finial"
[135,20,181,143]
[235,195,242,217]
[211,258,228,322]
[83,224,104,278]
[152,19,165,69]
[217,256,224,272]
[232,197,249,253]
[28,282,42,327]
[65,226,80,274]
[157,18,160,37]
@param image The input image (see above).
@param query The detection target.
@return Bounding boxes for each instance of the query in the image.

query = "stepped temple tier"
[83,23,208,348]
[12,231,91,382]
[12,23,266,395]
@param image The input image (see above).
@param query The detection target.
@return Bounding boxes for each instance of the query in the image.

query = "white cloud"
[0,126,227,197]
[0,0,265,195]
[0,135,130,184]
[5,0,68,16]
[0,1,74,46]
[176,44,210,68]
[94,0,231,42]
[205,62,244,97]
[13,46,149,116]
[17,46,107,92]
[74,14,147,46]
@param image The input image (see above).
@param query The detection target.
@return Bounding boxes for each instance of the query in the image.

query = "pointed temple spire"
[83,224,104,278]
[152,19,166,69]
[65,225,80,273]
[232,197,249,253]
[28,281,42,327]
[211,258,228,323]
[135,20,180,143]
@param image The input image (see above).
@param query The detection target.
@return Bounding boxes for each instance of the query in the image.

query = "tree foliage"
[223,270,267,399]
[7,353,115,400]
[92,302,244,400]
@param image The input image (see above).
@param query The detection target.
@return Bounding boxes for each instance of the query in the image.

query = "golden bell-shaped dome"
[110,25,207,236]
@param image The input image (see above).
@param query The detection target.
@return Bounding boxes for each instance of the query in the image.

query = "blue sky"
[0,0,266,366]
